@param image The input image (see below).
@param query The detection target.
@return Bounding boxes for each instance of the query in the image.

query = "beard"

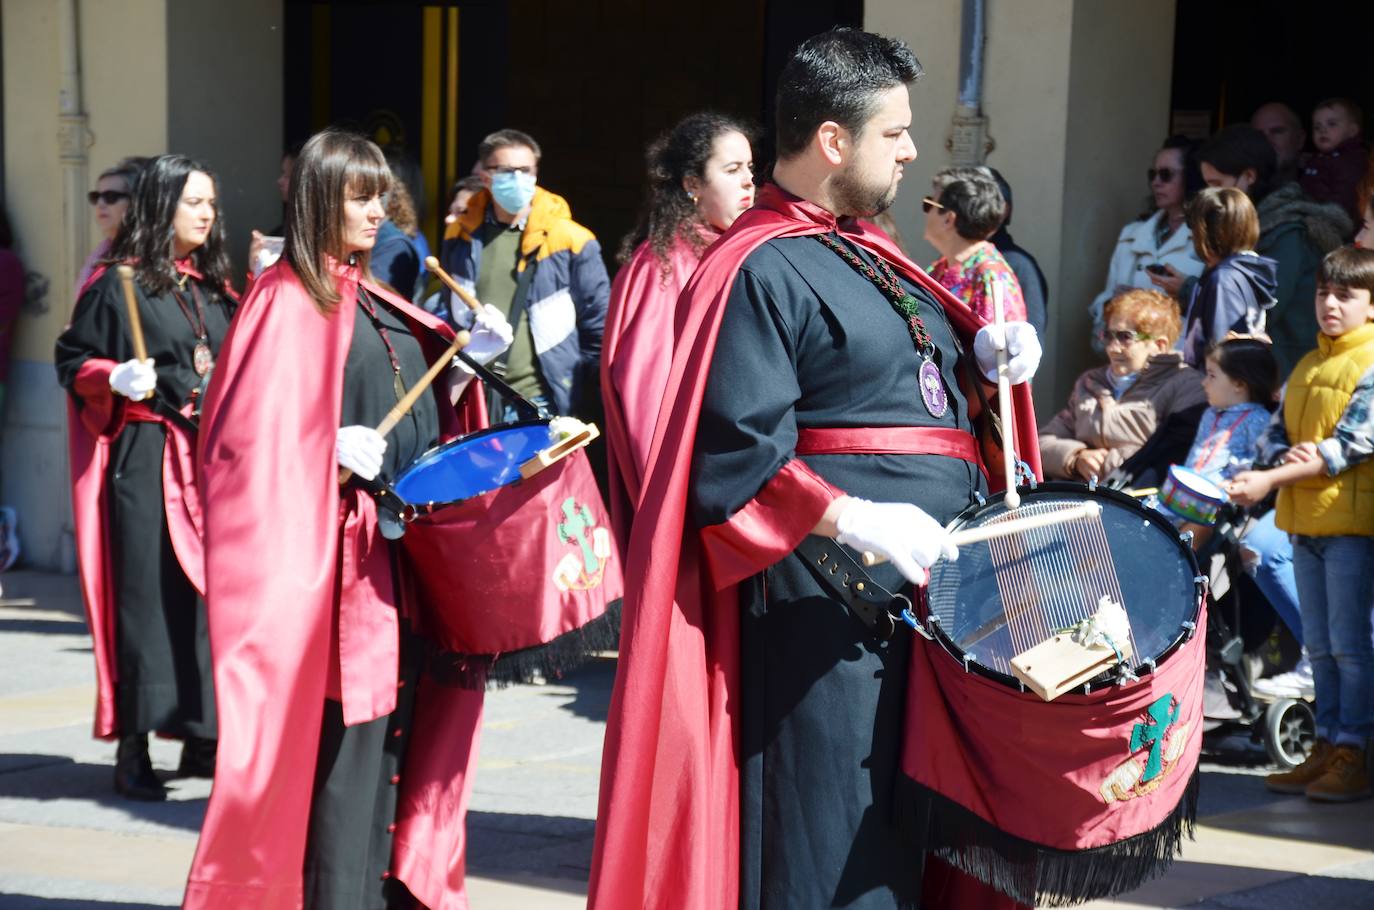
[831,161,900,218]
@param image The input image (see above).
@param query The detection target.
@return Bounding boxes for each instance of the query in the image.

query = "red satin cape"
[587,184,1041,910]
[183,260,481,910]
[601,232,712,549]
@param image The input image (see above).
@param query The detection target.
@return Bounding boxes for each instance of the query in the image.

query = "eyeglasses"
[1146,167,1178,184]
[487,165,536,177]
[88,190,130,205]
[921,196,947,213]
[1099,328,1153,346]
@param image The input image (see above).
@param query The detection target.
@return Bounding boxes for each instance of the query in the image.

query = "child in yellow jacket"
[1229,246,1374,802]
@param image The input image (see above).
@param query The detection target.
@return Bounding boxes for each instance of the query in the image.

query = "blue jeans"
[1240,511,1303,642]
[1291,534,1374,745]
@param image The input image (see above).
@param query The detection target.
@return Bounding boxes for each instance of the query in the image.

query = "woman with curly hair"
[602,111,754,542]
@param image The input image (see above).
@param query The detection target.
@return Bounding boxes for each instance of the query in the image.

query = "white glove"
[453,304,515,373]
[834,497,958,586]
[336,425,387,481]
[109,358,157,399]
[973,321,1042,385]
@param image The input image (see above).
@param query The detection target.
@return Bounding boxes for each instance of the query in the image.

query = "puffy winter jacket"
[440,186,610,417]
[1179,251,1278,367]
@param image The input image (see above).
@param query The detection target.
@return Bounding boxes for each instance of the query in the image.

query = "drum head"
[394,420,555,506]
[1168,465,1225,499]
[926,482,1201,685]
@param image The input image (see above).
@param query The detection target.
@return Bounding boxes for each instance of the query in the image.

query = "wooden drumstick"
[338,328,472,485]
[424,256,483,313]
[993,278,1020,510]
[860,500,1102,567]
[115,265,154,401]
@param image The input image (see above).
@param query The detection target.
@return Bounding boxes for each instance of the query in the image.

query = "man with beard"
[589,28,1042,910]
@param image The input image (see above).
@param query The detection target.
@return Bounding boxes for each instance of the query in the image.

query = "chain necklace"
[815,233,948,417]
[357,288,407,402]
[169,282,214,378]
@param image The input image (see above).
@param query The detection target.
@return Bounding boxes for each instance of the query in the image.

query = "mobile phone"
[1144,263,1169,276]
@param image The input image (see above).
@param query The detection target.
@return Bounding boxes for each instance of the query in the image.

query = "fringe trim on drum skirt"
[895,770,1199,907]
[424,599,622,689]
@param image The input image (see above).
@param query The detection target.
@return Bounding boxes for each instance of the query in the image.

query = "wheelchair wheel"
[1264,698,1316,769]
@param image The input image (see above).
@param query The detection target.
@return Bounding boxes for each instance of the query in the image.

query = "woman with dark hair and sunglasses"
[55,154,236,800]
[602,111,754,544]
[184,129,512,910]
[77,156,150,294]
[1089,136,1206,348]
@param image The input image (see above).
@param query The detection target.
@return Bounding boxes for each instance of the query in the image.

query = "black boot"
[114,734,167,801]
[177,735,217,778]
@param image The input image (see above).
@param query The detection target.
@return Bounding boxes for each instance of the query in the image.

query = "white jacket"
[1089,210,1205,337]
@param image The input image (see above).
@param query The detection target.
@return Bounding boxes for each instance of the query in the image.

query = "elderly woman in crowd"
[1090,136,1205,346]
[1040,288,1205,481]
[924,166,1026,322]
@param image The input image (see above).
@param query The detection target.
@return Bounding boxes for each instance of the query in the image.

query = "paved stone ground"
[1,570,1371,908]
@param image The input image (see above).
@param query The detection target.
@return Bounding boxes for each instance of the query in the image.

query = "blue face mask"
[489,171,537,214]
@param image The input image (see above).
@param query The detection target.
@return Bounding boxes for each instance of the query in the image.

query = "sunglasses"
[1146,167,1178,184]
[88,190,130,205]
[1099,328,1153,346]
[921,196,947,213]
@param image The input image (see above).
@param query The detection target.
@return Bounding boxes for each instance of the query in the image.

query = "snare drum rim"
[394,418,554,512]
[923,480,1204,692]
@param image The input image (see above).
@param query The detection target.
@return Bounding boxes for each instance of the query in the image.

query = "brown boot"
[1305,745,1372,803]
[1265,738,1335,794]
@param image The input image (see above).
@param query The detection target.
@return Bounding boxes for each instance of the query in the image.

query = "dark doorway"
[1170,1,1374,139]
[283,0,861,263]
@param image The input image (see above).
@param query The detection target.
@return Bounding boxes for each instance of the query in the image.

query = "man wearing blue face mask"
[440,128,610,420]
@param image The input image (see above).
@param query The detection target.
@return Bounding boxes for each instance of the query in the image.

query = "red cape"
[601,233,710,549]
[184,260,483,910]
[66,262,221,740]
[588,184,1041,909]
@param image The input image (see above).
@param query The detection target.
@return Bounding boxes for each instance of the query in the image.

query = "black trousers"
[303,631,422,910]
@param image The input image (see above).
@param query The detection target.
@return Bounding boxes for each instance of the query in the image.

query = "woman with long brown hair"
[184,129,511,910]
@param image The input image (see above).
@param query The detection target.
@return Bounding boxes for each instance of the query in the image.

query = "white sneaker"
[1252,655,1314,699]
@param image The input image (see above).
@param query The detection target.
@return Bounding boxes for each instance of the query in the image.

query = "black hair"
[618,111,753,270]
[987,167,1013,227]
[109,154,233,296]
[1197,125,1279,202]
[775,28,922,160]
[1206,336,1279,407]
[931,166,1006,241]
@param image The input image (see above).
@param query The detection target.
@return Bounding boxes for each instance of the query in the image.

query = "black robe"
[55,267,233,738]
[303,289,439,910]
[689,236,988,909]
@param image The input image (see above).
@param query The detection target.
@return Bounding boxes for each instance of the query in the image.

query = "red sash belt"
[796,426,980,461]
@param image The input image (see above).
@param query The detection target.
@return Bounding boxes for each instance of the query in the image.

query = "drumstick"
[338,327,472,485]
[424,256,483,313]
[860,500,1101,567]
[993,279,1020,510]
[115,265,154,401]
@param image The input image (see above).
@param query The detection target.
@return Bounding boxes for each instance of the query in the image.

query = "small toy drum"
[1159,465,1227,526]
[390,419,622,682]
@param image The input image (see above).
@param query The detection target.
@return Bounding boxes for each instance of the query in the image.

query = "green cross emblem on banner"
[557,497,600,576]
[1129,694,1180,783]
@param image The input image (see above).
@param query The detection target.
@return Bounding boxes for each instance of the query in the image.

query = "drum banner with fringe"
[898,609,1207,907]
[400,448,623,687]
